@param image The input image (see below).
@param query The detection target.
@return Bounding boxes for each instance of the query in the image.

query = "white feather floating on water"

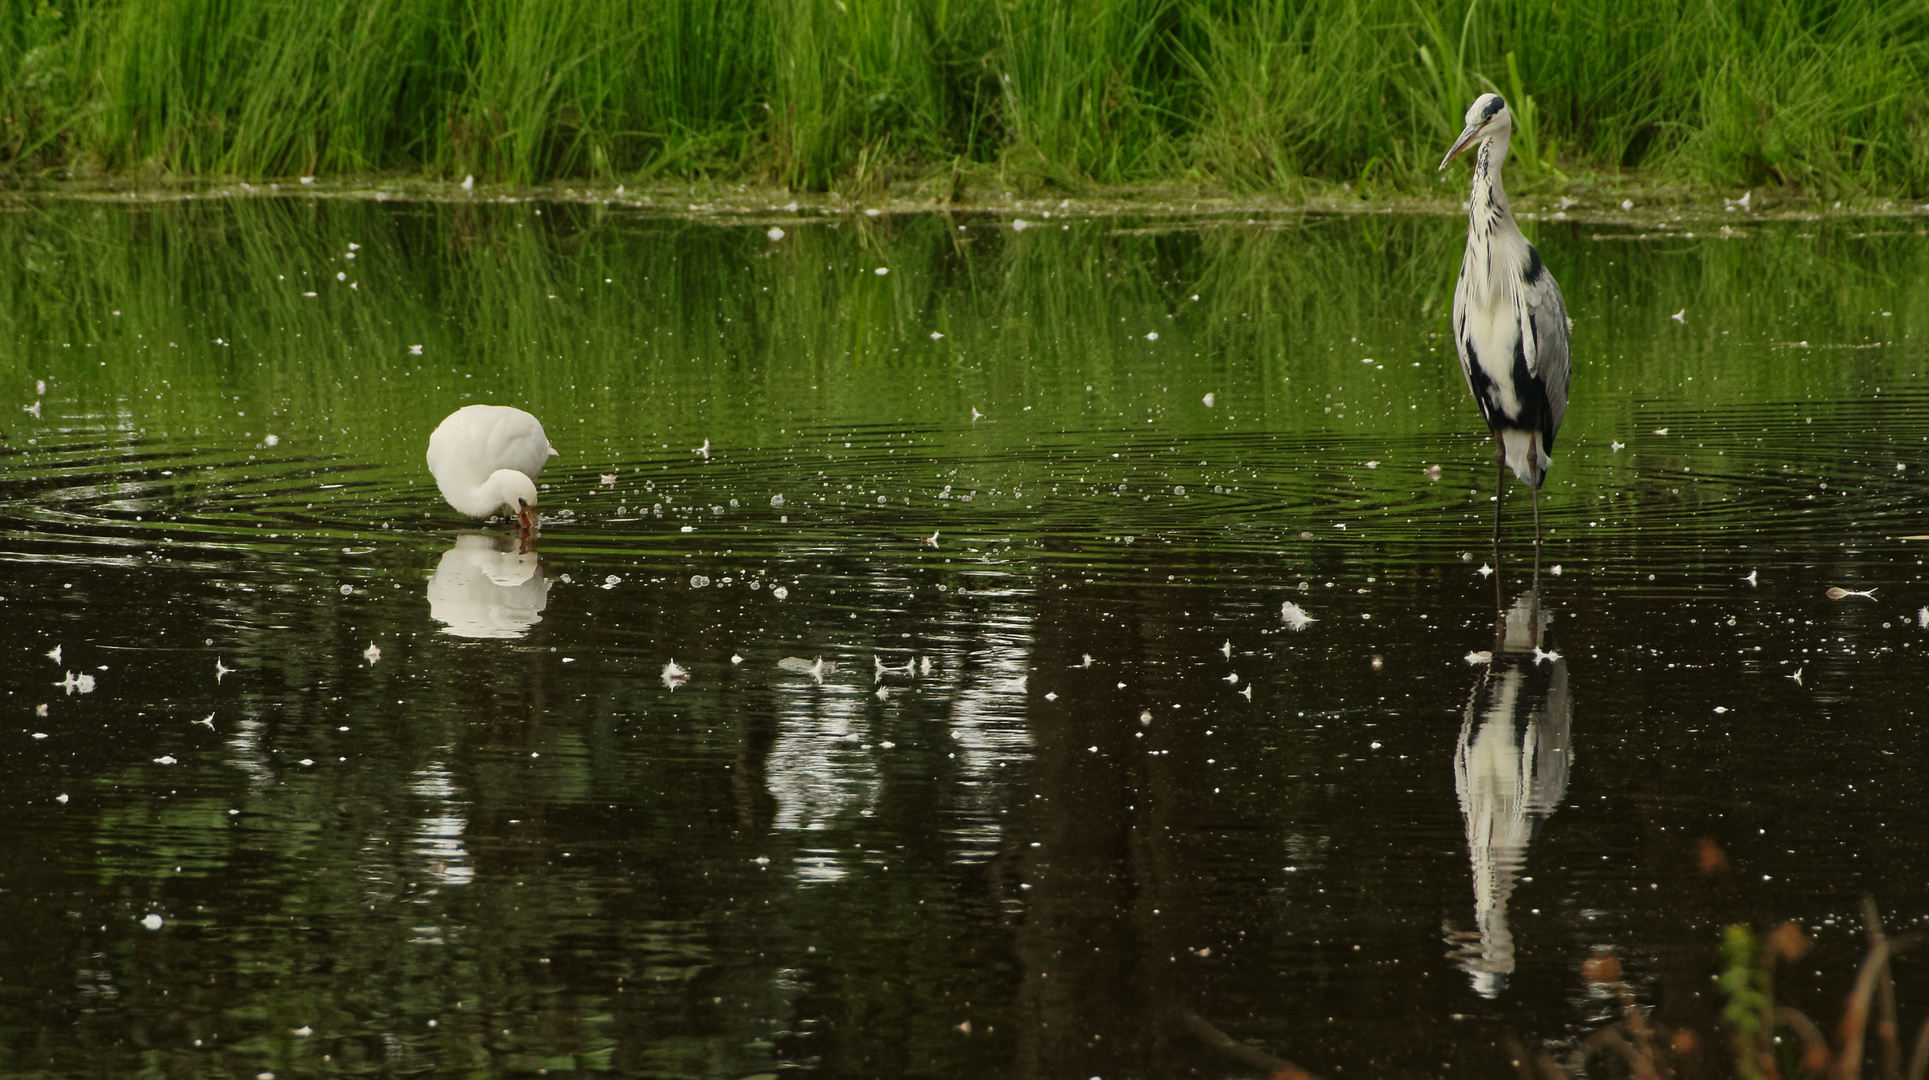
[1280,601,1317,631]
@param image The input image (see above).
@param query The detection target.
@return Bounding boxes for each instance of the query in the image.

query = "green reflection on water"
[5,202,1924,527]
[1,198,1927,1079]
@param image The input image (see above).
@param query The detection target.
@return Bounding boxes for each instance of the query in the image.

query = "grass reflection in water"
[0,197,1927,1078]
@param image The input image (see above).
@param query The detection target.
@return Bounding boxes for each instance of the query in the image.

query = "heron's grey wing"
[1523,266,1571,441]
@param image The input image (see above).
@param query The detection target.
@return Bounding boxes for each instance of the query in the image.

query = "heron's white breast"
[1458,232,1539,415]
[1460,284,1525,415]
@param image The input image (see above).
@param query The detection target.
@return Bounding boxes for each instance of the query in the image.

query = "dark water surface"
[2,197,1928,1078]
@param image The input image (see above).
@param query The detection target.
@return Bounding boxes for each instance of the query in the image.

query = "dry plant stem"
[1585,1028,1668,1080]
[1778,1006,1832,1065]
[1575,985,1669,1080]
[1616,983,1664,1069]
[1179,1009,1319,1080]
[1502,1030,1567,1080]
[1837,938,1894,1080]
[1905,1016,1929,1080]
[1864,899,1905,1080]
[1502,1030,1537,1080]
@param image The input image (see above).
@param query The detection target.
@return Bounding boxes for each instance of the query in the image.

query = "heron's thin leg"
[1492,440,1505,545]
[1530,430,1543,549]
[1531,478,1541,546]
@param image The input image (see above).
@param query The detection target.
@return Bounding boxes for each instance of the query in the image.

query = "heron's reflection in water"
[1448,587,1572,997]
[427,533,550,639]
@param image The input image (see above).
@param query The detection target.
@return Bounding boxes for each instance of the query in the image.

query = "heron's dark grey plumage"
[1440,92,1573,546]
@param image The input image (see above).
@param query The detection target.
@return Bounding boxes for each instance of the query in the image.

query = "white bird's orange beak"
[1440,123,1482,170]
[517,502,539,537]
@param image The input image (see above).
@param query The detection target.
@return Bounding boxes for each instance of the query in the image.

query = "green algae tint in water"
[2,197,1929,1078]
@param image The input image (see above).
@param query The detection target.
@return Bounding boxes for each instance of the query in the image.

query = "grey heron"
[1440,93,1572,546]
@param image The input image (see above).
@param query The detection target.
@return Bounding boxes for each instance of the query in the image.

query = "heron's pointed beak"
[1439,123,1481,170]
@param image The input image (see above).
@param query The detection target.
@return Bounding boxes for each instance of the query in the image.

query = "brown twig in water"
[1776,1005,1830,1075]
[1502,1030,1568,1080]
[1836,936,1891,1080]
[1180,1008,1319,1080]
[1865,898,1905,1080]
[1905,1015,1929,1080]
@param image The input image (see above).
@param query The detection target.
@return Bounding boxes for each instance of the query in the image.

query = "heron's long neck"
[1469,130,1513,227]
[1463,130,1517,306]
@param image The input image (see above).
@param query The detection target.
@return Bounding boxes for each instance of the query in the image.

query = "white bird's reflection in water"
[409,762,475,889]
[1449,587,1572,998]
[426,534,550,639]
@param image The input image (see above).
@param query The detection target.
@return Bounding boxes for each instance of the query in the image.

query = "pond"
[2,193,1927,1079]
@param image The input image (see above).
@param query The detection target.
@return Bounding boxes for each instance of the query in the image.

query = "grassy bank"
[2,0,1926,199]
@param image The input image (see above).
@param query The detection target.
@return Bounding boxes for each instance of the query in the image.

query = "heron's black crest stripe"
[1523,245,1545,286]
[1478,95,1506,121]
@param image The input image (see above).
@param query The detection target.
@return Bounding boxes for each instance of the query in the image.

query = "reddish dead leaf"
[1767,921,1811,963]
[1582,951,1622,984]
[1697,837,1728,874]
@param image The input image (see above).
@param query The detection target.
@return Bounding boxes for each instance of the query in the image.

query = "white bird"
[426,404,558,535]
[1441,94,1573,547]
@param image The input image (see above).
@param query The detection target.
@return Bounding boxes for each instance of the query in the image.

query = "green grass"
[1,0,1926,197]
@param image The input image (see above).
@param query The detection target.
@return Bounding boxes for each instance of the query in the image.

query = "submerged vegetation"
[0,0,1926,198]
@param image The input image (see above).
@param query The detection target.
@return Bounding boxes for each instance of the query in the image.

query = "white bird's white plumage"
[426,404,558,527]
[1441,93,1572,543]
